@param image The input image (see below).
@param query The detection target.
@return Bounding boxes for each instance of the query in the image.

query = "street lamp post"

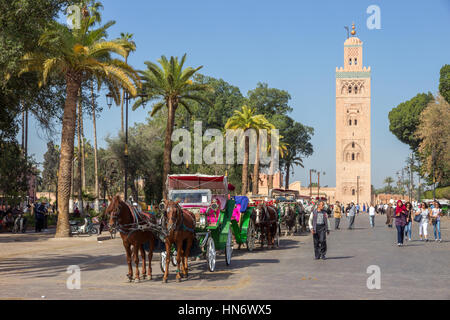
[107,92,148,203]
[357,176,360,205]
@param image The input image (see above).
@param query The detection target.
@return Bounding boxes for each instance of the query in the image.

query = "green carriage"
[161,174,234,272]
[229,196,257,252]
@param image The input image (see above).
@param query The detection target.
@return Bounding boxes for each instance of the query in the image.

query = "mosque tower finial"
[351,22,356,36]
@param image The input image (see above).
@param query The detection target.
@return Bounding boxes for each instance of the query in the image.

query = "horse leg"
[140,244,147,280]
[183,236,193,279]
[124,243,133,282]
[175,240,183,282]
[148,237,154,280]
[163,241,171,283]
[133,244,140,282]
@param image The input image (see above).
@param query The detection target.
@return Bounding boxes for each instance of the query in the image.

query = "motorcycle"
[69,216,98,236]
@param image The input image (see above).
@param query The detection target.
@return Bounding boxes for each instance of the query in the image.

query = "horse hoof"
[176,278,181,283]
[142,275,147,280]
[134,278,140,283]
[163,279,168,284]
[148,276,152,281]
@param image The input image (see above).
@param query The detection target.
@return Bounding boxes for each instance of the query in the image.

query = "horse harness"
[112,202,166,240]
[165,203,195,234]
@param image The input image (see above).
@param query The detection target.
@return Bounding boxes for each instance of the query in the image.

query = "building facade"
[335,25,372,205]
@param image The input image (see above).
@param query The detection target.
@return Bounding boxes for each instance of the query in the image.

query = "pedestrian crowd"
[330,199,444,247]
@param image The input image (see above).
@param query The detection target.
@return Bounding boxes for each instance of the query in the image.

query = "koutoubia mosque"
[335,23,371,205]
[259,23,373,205]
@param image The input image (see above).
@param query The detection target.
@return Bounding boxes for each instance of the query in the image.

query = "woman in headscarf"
[395,200,408,246]
[404,202,413,241]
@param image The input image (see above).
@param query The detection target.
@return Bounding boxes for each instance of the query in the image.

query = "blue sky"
[24,0,450,188]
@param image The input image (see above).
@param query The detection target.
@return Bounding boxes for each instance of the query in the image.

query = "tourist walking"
[404,202,413,241]
[395,200,408,246]
[348,202,356,229]
[334,201,342,230]
[308,201,331,260]
[431,201,442,242]
[386,203,394,228]
[369,204,376,228]
[416,202,430,242]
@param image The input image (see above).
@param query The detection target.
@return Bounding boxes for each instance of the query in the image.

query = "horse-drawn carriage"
[161,174,234,274]
[229,196,257,251]
[270,189,308,235]
[247,195,280,248]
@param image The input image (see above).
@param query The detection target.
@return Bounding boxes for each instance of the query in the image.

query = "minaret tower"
[336,23,372,205]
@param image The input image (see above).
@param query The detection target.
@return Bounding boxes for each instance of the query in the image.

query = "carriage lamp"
[211,202,219,211]
[158,202,166,212]
[199,213,206,228]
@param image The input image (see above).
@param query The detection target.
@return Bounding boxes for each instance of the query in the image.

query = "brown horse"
[107,195,156,282]
[161,200,196,283]
[255,203,278,248]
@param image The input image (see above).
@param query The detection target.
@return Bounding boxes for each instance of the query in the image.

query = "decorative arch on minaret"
[342,141,363,162]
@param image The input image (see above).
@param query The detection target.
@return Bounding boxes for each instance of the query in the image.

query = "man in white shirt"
[369,204,376,228]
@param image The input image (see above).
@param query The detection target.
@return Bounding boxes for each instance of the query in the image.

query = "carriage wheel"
[246,219,256,252]
[225,228,232,266]
[171,250,178,267]
[160,251,167,274]
[206,237,216,272]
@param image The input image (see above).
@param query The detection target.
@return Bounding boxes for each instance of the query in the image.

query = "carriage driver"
[308,201,331,260]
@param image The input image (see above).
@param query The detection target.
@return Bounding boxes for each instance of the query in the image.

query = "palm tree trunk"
[21,110,25,154]
[285,164,290,190]
[77,90,84,216]
[120,56,128,133]
[92,81,99,211]
[56,75,81,238]
[25,108,28,159]
[252,134,260,195]
[79,90,86,191]
[162,99,176,199]
[242,134,249,195]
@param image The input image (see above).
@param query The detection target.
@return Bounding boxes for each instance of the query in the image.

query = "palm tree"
[20,19,140,237]
[284,149,305,189]
[91,79,100,211]
[134,54,211,198]
[267,136,287,192]
[225,105,270,195]
[384,176,394,194]
[119,32,136,133]
[252,119,275,195]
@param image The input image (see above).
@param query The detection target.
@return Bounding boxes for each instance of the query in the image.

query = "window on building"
[348,86,352,94]
[352,189,355,196]
[354,86,358,94]
[354,119,358,126]
[349,58,352,65]
[349,119,352,126]
[354,58,358,65]
[352,142,355,148]
[352,153,355,161]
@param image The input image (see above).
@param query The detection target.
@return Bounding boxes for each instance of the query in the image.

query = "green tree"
[416,95,450,187]
[383,177,394,194]
[42,142,60,194]
[20,16,140,237]
[225,105,271,195]
[439,64,450,104]
[134,54,212,198]
[388,92,434,152]
[247,83,293,117]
